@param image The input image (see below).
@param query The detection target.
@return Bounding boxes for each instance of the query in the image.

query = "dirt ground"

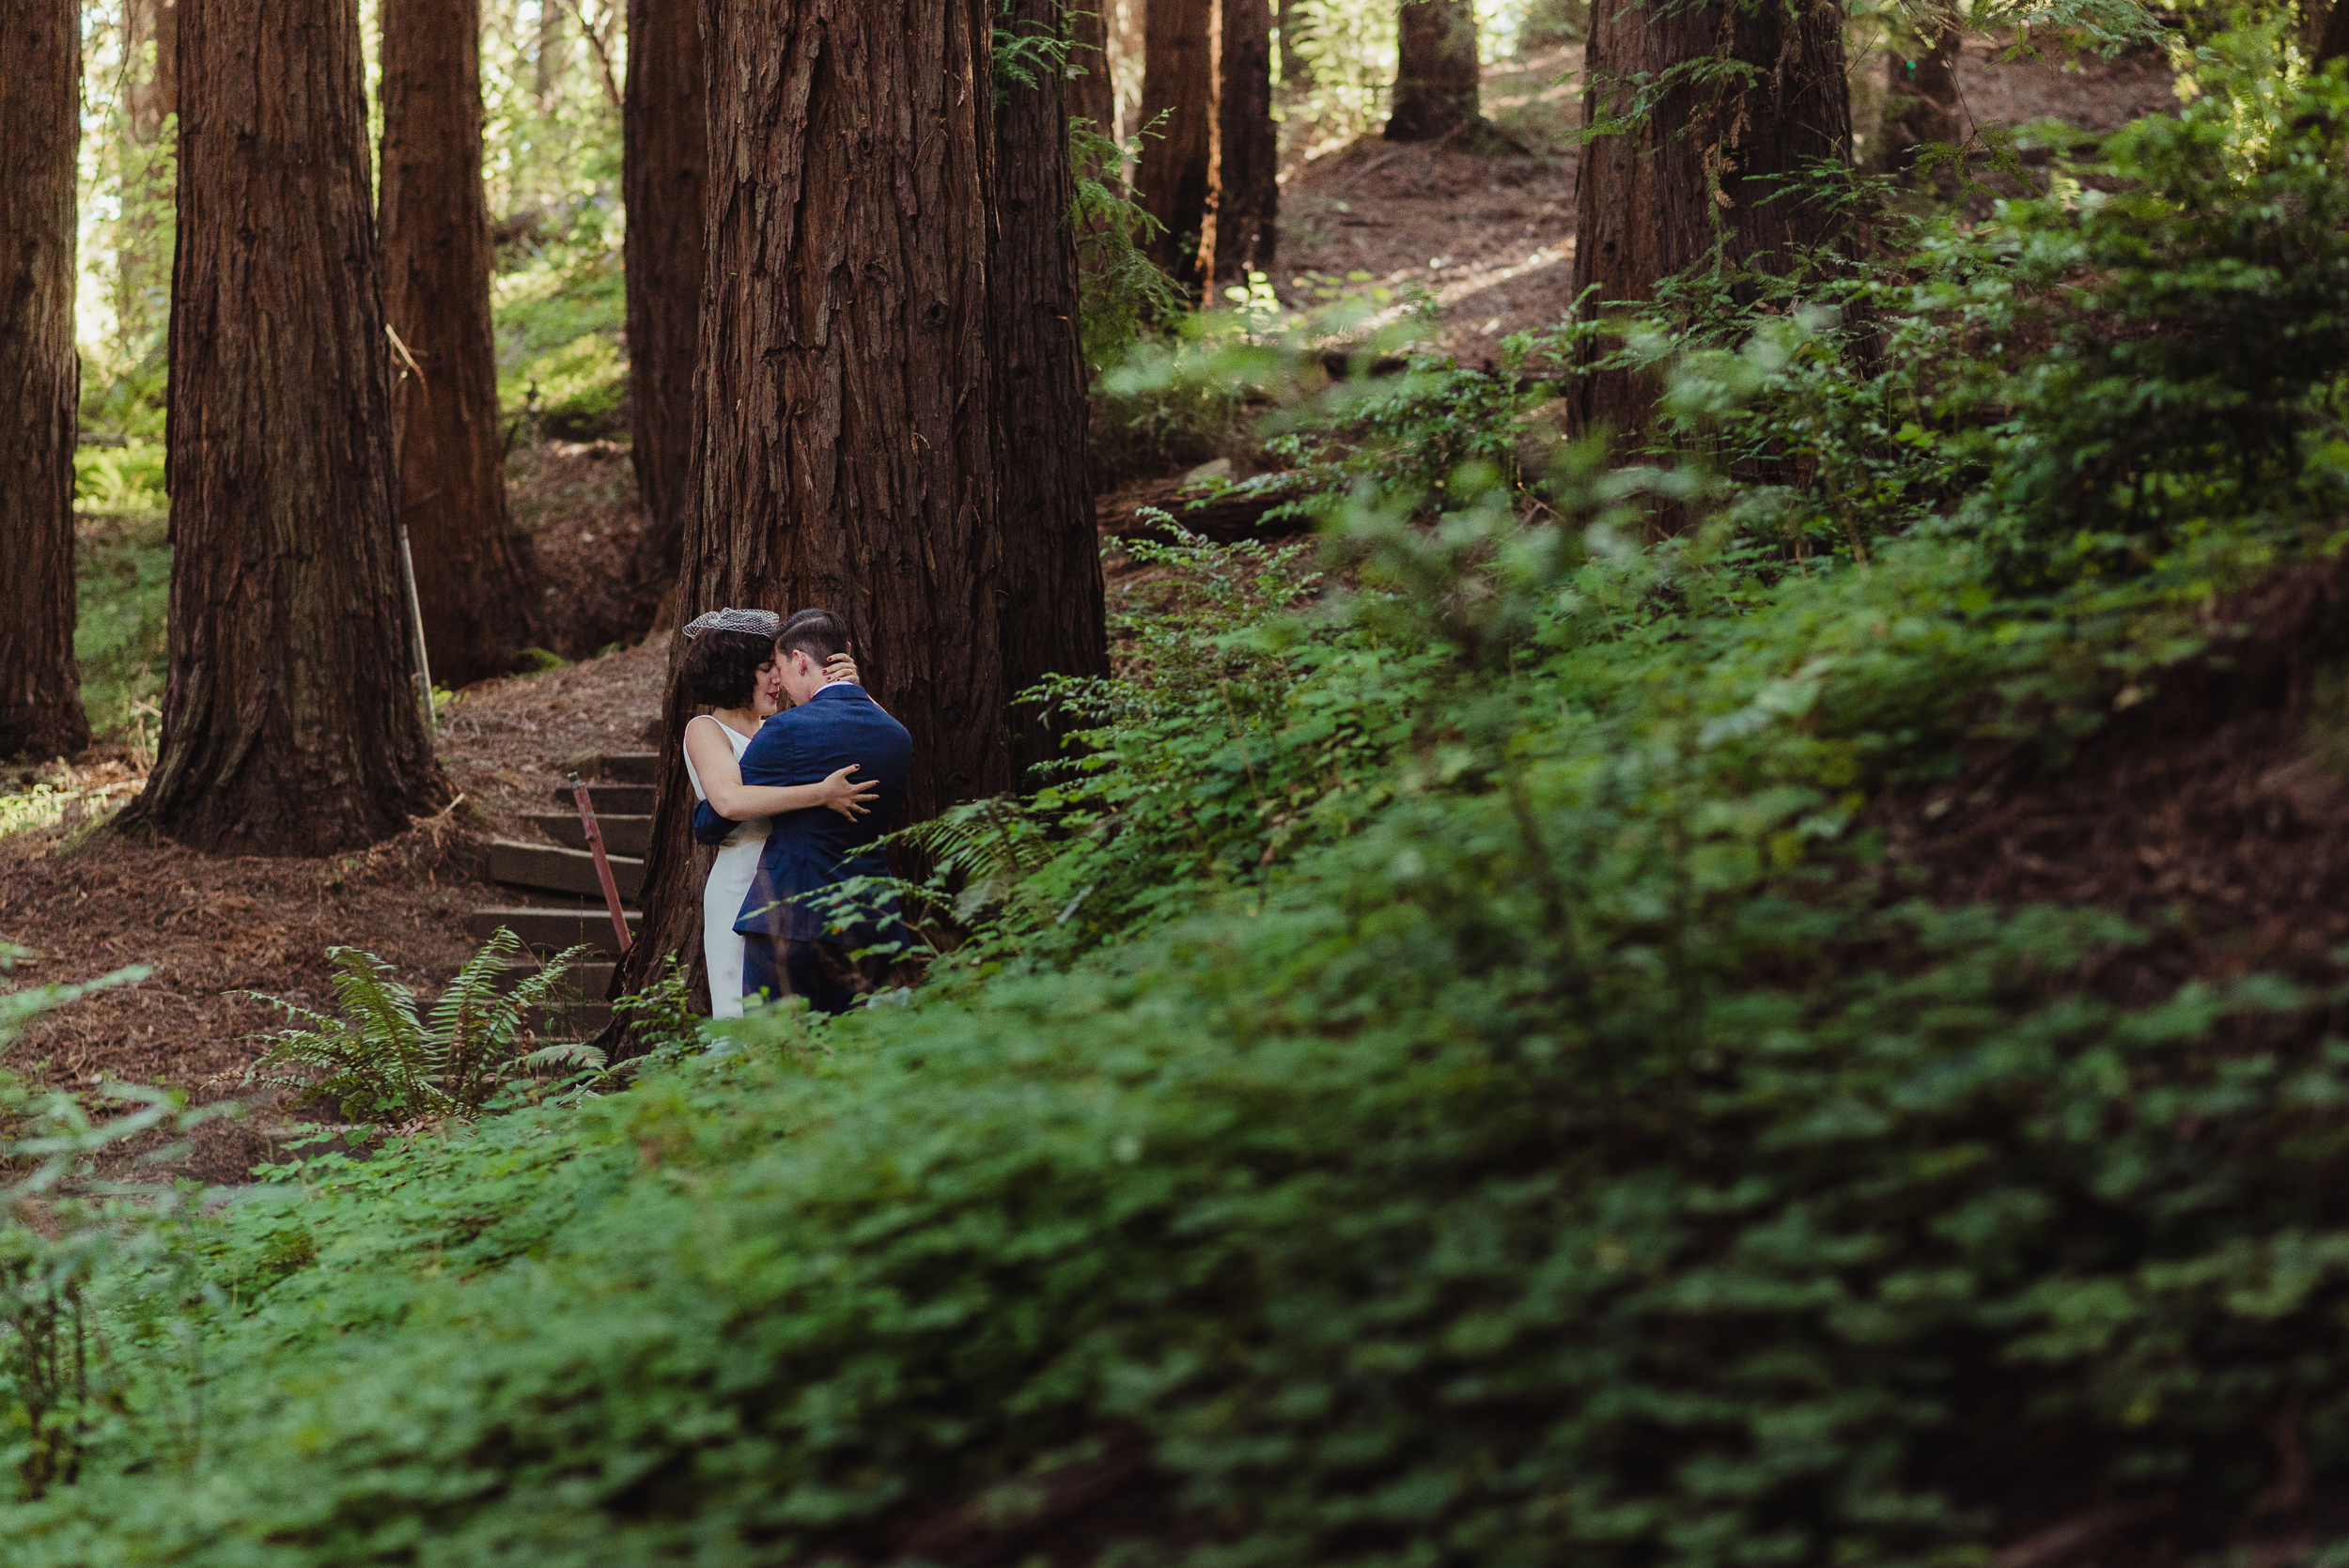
[1276,34,2181,368]
[1879,559,2349,1007]
[0,641,668,1182]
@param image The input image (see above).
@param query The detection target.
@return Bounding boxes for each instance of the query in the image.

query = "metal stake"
[569,776,633,955]
[397,521,435,736]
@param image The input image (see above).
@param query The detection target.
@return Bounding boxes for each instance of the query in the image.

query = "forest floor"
[1,30,2192,1183]
[1276,34,2180,366]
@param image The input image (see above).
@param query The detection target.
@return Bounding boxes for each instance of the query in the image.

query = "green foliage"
[497,330,628,442]
[1961,38,2349,582]
[241,931,601,1126]
[70,513,168,752]
[23,31,2349,1568]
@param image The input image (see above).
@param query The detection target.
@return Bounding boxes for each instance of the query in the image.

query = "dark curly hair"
[677,628,777,709]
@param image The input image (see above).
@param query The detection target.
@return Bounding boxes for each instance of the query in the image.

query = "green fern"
[897,796,1059,924]
[241,930,598,1125]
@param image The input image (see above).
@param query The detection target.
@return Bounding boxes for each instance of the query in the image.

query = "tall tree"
[995,0,1112,776]
[131,0,446,853]
[1569,0,1851,440]
[1387,0,1480,140]
[1068,0,1116,147]
[0,0,90,762]
[1136,0,1216,284]
[612,0,1010,1010]
[114,0,179,368]
[1214,0,1279,281]
[1880,24,1963,169]
[1277,0,1315,88]
[126,0,178,139]
[623,0,707,608]
[381,0,533,689]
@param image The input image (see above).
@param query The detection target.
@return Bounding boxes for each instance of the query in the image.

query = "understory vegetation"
[15,31,2349,1568]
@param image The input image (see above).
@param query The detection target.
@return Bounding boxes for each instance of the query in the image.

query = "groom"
[734,609,914,1015]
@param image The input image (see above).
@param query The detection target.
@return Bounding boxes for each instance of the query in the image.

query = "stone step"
[550,782,655,816]
[527,811,652,859]
[600,752,659,784]
[484,955,616,1000]
[464,905,641,955]
[490,839,645,902]
[559,751,660,785]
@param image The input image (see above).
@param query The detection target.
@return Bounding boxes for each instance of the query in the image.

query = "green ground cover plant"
[11,36,2349,1568]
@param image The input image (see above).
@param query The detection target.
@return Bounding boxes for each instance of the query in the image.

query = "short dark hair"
[678,628,776,708]
[778,608,848,665]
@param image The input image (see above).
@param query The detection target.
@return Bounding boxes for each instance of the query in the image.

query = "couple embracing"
[674,607,911,1018]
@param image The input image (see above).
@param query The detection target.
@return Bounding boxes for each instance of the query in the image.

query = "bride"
[677,609,877,1017]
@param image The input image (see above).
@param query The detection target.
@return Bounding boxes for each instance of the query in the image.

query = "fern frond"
[899,796,1055,883]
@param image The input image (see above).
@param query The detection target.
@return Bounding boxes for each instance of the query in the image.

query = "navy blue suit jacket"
[732,685,913,947]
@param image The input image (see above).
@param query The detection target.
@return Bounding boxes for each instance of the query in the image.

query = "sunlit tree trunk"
[126,0,178,137]
[612,0,1008,1012]
[1216,0,1278,280]
[623,0,706,608]
[996,0,1111,776]
[1570,0,1852,441]
[381,0,533,688]
[1387,0,1478,140]
[113,0,178,374]
[132,0,447,853]
[1137,0,1215,284]
[0,0,90,761]
[535,0,567,107]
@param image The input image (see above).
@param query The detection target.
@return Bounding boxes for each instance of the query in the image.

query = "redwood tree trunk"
[133,0,446,854]
[996,0,1111,778]
[623,0,706,607]
[1216,0,1278,280]
[1386,0,1478,141]
[381,0,532,690]
[1068,0,1115,145]
[1570,0,1851,440]
[612,0,1010,1008]
[1137,0,1216,285]
[1278,0,1315,88]
[0,0,90,761]
[1880,24,1963,169]
[126,0,179,139]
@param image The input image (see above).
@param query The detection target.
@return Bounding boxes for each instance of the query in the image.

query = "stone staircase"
[463,751,659,1036]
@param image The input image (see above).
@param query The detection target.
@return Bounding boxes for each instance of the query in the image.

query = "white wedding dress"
[682,714,773,1018]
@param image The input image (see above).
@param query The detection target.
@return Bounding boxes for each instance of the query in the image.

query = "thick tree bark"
[623,0,707,607]
[1386,0,1478,141]
[126,0,179,139]
[1069,0,1116,144]
[1570,0,1851,441]
[2319,0,2349,68]
[996,0,1112,778]
[0,0,90,761]
[381,0,532,690]
[1137,0,1216,284]
[132,0,446,854]
[611,0,1010,1010]
[1214,0,1278,280]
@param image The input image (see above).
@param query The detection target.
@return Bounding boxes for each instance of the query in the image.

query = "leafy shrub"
[498,331,628,442]
[71,511,168,750]
[1962,36,2349,582]
[18,37,2349,1568]
[241,930,601,1125]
